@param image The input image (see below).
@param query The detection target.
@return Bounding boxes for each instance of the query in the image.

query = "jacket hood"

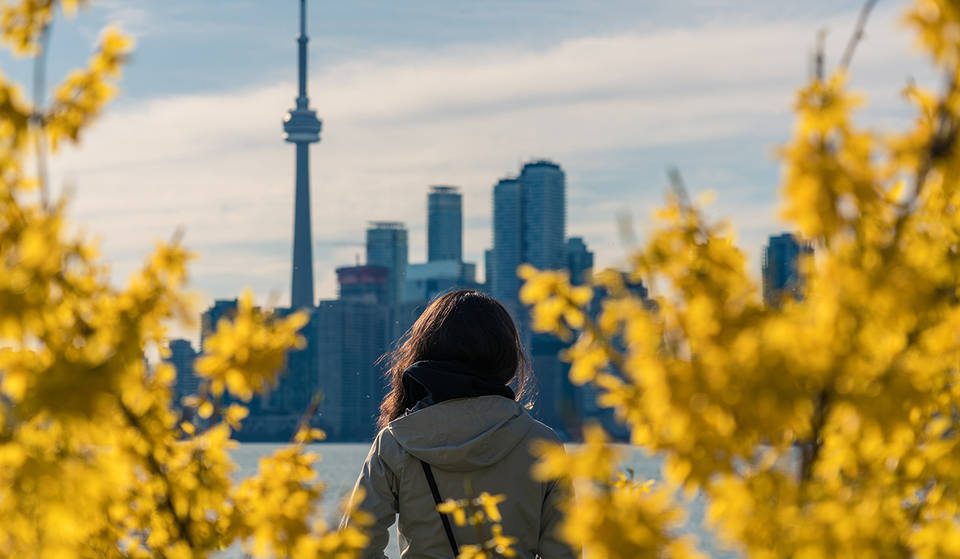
[402,360,515,410]
[387,395,535,472]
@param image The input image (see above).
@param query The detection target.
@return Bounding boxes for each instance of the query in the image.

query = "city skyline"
[171,156,596,440]
[156,2,809,441]
[21,0,931,327]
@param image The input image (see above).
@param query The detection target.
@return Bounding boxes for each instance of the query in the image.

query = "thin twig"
[667,166,691,207]
[32,21,52,207]
[290,390,324,443]
[839,0,880,72]
[799,390,830,483]
[814,29,827,80]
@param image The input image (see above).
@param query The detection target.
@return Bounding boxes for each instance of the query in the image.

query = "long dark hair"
[377,290,532,429]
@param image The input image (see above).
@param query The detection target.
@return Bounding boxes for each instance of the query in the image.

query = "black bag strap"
[420,460,460,557]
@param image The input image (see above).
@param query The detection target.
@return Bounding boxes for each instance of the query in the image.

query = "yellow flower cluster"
[521,1,960,557]
[436,486,517,559]
[195,290,308,402]
[533,425,701,559]
[232,447,369,559]
[0,1,367,558]
[46,26,132,150]
[0,0,85,55]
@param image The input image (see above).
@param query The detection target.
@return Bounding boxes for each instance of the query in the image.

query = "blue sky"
[4,0,933,333]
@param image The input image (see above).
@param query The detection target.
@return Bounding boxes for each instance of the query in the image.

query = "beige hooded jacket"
[343,395,577,559]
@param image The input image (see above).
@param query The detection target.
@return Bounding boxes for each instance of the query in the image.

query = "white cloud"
[51,2,932,340]
[90,0,257,40]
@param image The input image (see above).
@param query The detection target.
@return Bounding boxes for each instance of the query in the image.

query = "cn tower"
[284,0,322,308]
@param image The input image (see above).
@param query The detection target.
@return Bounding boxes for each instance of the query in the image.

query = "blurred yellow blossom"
[0,1,366,557]
[521,1,960,557]
[195,290,308,401]
[436,484,517,559]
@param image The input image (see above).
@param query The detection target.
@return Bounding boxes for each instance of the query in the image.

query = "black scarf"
[402,359,515,412]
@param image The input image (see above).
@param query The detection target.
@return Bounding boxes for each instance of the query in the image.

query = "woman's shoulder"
[360,426,410,479]
[370,425,404,454]
[517,406,564,445]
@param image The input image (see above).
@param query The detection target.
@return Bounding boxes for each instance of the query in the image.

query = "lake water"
[222,443,740,558]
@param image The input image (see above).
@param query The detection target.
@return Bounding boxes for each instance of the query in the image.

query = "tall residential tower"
[284,0,322,308]
[491,177,523,304]
[490,160,566,305]
[427,186,463,262]
[520,160,566,271]
[366,222,408,304]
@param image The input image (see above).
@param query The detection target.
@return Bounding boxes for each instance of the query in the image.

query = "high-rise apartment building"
[762,232,813,307]
[427,186,462,262]
[484,248,494,287]
[366,222,408,305]
[491,178,523,304]
[566,237,594,285]
[491,160,567,304]
[314,300,390,440]
[520,160,567,271]
[166,339,199,403]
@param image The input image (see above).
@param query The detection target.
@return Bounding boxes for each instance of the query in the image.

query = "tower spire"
[296,0,308,108]
[300,0,306,36]
[284,0,322,308]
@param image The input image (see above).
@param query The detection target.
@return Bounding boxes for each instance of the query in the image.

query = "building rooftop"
[336,265,389,284]
[168,338,194,350]
[429,185,460,194]
[522,159,561,169]
[367,221,406,230]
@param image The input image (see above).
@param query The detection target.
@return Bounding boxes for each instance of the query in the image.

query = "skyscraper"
[484,248,494,287]
[491,177,522,304]
[520,160,566,270]
[166,339,199,403]
[314,300,390,440]
[366,222,408,304]
[491,160,567,304]
[488,160,569,432]
[762,232,812,307]
[566,237,594,285]
[284,0,322,309]
[427,186,462,262]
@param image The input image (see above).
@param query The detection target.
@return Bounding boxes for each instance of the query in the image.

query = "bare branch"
[32,22,52,207]
[290,390,325,443]
[839,0,879,72]
[666,166,690,206]
[814,28,827,80]
[799,390,830,483]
